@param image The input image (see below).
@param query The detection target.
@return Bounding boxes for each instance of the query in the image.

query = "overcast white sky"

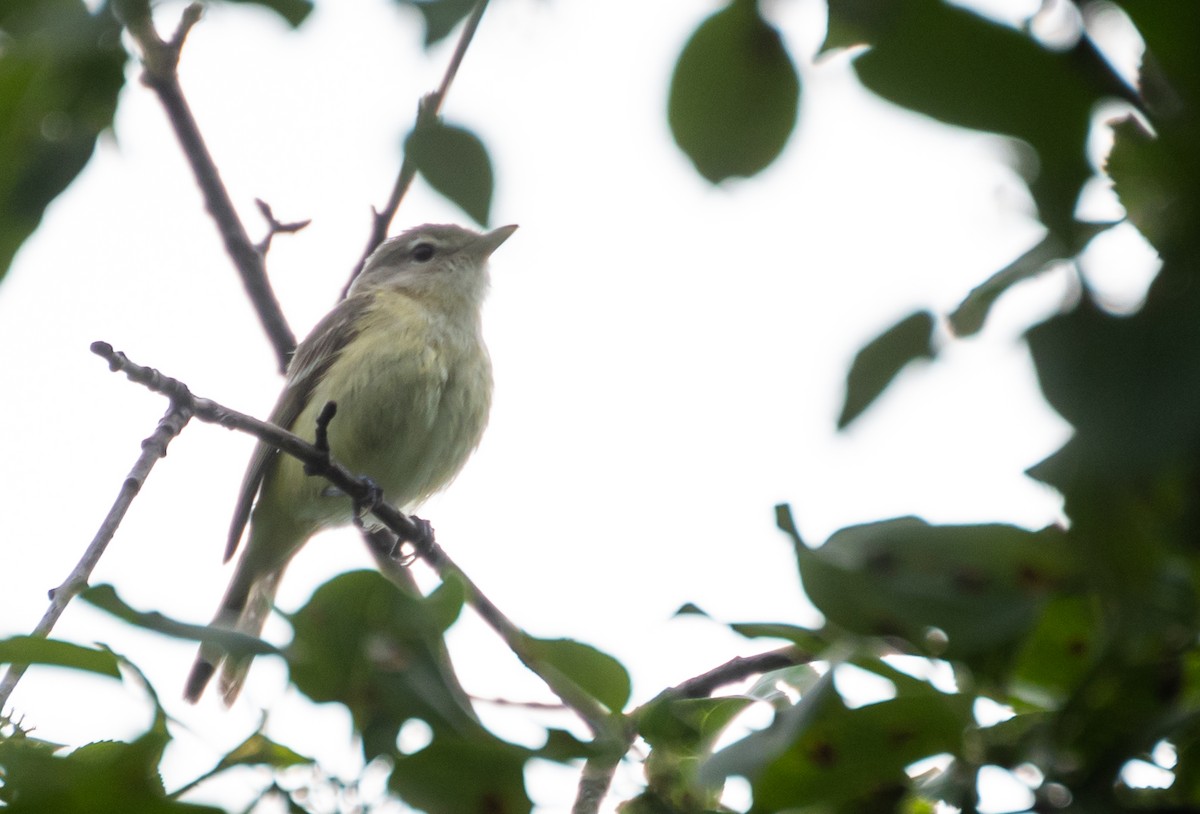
[0,0,1158,811]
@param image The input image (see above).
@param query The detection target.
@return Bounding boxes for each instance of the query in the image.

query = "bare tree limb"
[112,0,297,371]
[344,0,494,295]
[0,403,192,710]
[662,645,812,700]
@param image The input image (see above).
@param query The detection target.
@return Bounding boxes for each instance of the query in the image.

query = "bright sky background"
[0,0,1158,811]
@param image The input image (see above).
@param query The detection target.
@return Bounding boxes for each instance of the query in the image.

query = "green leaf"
[404,119,494,226]
[790,517,1078,670]
[837,310,936,429]
[391,735,533,814]
[704,673,973,811]
[0,0,126,283]
[219,0,313,27]
[728,622,827,653]
[828,0,1104,241]
[0,636,121,678]
[81,584,280,660]
[635,695,755,812]
[401,0,477,47]
[668,0,800,183]
[213,730,312,773]
[525,636,631,713]
[0,724,222,813]
[286,570,479,760]
[949,236,1063,337]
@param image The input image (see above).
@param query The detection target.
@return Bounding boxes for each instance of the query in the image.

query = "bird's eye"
[412,243,435,262]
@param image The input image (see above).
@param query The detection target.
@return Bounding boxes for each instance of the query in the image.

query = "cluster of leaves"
[0,0,494,288]
[7,0,1200,812]
[660,0,1200,811]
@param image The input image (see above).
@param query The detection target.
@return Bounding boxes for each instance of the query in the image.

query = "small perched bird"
[185,223,516,705]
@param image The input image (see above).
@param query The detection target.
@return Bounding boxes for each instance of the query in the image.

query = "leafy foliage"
[8,1,1200,812]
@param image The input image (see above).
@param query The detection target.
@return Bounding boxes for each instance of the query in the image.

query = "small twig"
[344,0,493,295]
[93,342,615,735]
[662,646,811,700]
[0,402,192,710]
[111,0,296,371]
[254,199,312,257]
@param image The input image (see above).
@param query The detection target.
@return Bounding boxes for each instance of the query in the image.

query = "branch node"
[254,198,312,256]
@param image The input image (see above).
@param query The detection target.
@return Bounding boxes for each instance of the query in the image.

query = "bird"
[184,222,517,704]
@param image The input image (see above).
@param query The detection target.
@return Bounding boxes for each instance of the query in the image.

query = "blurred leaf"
[220,0,313,27]
[707,673,972,812]
[395,0,477,47]
[81,584,280,660]
[949,236,1063,337]
[526,636,631,713]
[213,730,312,773]
[701,670,837,785]
[837,310,936,429]
[537,728,597,763]
[1009,595,1098,703]
[405,119,493,226]
[0,719,221,813]
[0,0,126,283]
[391,734,533,814]
[668,0,800,183]
[755,693,973,812]
[729,622,827,653]
[640,696,753,754]
[0,635,120,678]
[636,696,755,812]
[173,727,314,800]
[1027,289,1200,487]
[827,0,1104,240]
[286,570,479,760]
[781,515,1077,670]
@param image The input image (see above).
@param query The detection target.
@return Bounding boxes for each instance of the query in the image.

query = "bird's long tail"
[183,568,282,705]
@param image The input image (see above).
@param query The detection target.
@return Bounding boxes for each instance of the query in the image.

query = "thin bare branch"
[91,341,615,735]
[112,0,297,371]
[344,0,493,296]
[663,645,812,700]
[0,403,191,710]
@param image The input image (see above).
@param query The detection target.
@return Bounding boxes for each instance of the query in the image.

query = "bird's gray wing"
[224,294,373,562]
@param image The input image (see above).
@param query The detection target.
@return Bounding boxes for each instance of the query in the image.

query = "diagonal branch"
[344,0,493,295]
[0,403,192,710]
[112,0,297,371]
[90,341,614,735]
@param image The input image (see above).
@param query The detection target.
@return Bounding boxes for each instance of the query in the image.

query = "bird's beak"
[474,224,518,258]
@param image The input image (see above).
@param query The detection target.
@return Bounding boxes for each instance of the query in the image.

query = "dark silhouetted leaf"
[222,0,313,27]
[405,119,494,226]
[668,0,800,182]
[828,0,1105,241]
[837,310,935,429]
[0,0,126,283]
[780,515,1077,667]
[391,735,533,814]
[399,0,477,47]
